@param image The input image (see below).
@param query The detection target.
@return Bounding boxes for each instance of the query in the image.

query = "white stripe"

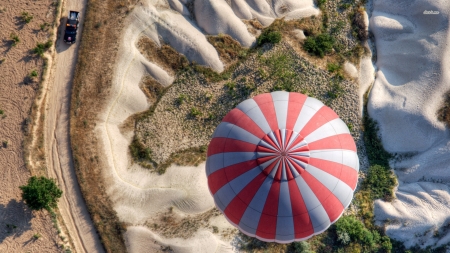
[212,122,261,145]
[310,150,359,171]
[292,97,324,133]
[273,99,289,130]
[306,164,354,206]
[304,118,350,144]
[237,99,272,134]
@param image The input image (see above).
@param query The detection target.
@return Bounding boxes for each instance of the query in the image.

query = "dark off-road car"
[63,11,79,44]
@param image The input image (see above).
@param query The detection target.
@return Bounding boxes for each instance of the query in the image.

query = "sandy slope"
[42,0,104,252]
[368,0,450,248]
[94,0,319,251]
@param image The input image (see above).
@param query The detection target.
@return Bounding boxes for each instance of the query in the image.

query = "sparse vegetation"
[303,33,335,58]
[30,70,38,78]
[257,29,282,46]
[129,136,152,161]
[21,11,33,23]
[33,40,53,57]
[19,176,63,211]
[33,233,42,239]
[10,33,20,46]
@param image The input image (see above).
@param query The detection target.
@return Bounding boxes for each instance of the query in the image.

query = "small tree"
[20,176,62,211]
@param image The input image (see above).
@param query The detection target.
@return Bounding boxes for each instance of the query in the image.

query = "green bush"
[10,33,20,46]
[335,215,366,243]
[257,30,282,46]
[30,70,38,77]
[21,11,33,23]
[129,136,152,160]
[19,176,62,211]
[33,40,53,57]
[364,165,396,201]
[303,33,335,57]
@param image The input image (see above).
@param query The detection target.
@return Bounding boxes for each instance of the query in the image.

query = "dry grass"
[70,0,138,252]
[137,37,189,75]
[207,34,248,65]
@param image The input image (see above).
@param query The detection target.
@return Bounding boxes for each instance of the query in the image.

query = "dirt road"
[43,0,104,252]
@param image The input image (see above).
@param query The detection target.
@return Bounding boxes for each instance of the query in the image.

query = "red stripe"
[285,161,295,180]
[284,130,293,149]
[261,135,279,151]
[288,179,313,238]
[224,173,267,225]
[207,138,258,156]
[208,160,259,194]
[287,157,306,175]
[308,158,358,190]
[257,156,277,165]
[286,93,308,130]
[253,94,278,131]
[256,180,281,239]
[301,172,344,222]
[256,146,276,153]
[222,108,266,139]
[289,146,309,153]
[287,135,306,151]
[299,106,339,138]
[274,164,282,181]
[308,134,356,152]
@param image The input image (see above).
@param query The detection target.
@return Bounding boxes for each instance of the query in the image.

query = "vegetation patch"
[303,33,335,58]
[32,40,53,57]
[207,34,248,64]
[19,176,62,211]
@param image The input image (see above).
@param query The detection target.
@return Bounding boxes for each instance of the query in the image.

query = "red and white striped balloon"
[206,91,359,243]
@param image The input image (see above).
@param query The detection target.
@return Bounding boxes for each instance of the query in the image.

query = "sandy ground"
[0,0,60,252]
[368,0,450,248]
[94,0,322,252]
[35,0,105,252]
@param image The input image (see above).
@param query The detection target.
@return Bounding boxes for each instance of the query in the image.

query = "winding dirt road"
[43,0,104,252]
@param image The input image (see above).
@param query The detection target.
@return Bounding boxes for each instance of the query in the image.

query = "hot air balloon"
[206,91,359,243]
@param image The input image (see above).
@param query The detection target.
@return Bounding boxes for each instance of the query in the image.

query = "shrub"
[10,33,20,46]
[30,70,38,77]
[257,30,282,46]
[176,94,187,105]
[33,40,53,57]
[327,63,341,73]
[303,33,335,57]
[364,165,396,201]
[335,215,366,243]
[21,11,33,23]
[129,136,152,160]
[19,176,62,211]
[189,107,201,117]
[291,241,314,253]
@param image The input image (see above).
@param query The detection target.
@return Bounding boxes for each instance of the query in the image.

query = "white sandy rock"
[168,0,191,16]
[194,0,256,47]
[230,0,252,20]
[344,62,358,79]
[293,29,306,40]
[369,0,450,248]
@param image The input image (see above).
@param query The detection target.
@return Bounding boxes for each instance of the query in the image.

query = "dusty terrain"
[0,0,60,252]
[40,0,105,251]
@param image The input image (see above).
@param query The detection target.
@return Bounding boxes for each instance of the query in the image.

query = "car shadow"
[0,199,33,244]
[56,17,71,54]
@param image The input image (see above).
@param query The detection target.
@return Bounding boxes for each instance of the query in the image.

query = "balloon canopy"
[206,91,359,243]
